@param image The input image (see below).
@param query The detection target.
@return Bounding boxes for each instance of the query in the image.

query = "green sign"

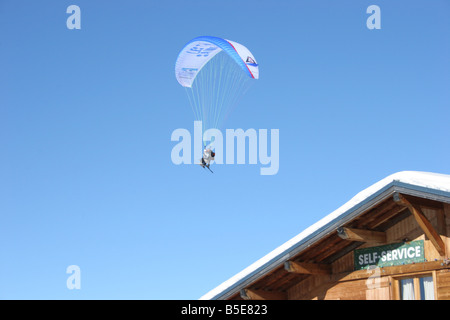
[354,240,425,270]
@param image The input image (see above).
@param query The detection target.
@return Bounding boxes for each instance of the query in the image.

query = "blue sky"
[1,0,449,299]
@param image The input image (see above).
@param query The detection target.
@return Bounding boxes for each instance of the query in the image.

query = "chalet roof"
[200,171,450,300]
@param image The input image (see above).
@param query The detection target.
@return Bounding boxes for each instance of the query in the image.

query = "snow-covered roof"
[200,171,450,300]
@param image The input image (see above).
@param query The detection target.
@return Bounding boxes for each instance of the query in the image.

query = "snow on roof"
[200,171,450,300]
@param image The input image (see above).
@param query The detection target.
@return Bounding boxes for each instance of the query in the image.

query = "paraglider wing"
[175,36,259,88]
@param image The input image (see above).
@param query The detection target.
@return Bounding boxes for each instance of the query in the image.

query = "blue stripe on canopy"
[183,36,253,79]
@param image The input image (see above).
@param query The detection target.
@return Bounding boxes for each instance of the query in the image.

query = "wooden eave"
[228,193,446,300]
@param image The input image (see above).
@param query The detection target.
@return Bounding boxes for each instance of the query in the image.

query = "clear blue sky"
[1,0,449,299]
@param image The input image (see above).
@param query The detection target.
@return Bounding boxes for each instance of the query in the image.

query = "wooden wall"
[436,269,450,300]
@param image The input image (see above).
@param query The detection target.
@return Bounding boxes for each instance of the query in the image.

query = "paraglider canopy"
[175,36,259,88]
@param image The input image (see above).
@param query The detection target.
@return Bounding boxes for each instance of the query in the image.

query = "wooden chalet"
[201,171,450,300]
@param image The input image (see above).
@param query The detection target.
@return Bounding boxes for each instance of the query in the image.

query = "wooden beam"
[393,193,446,257]
[336,227,387,244]
[334,260,449,282]
[240,289,287,300]
[284,261,331,275]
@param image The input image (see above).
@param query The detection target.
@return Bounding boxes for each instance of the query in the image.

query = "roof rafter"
[336,227,386,244]
[284,261,331,275]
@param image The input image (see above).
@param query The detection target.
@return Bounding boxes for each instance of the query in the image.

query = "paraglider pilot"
[201,148,215,169]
